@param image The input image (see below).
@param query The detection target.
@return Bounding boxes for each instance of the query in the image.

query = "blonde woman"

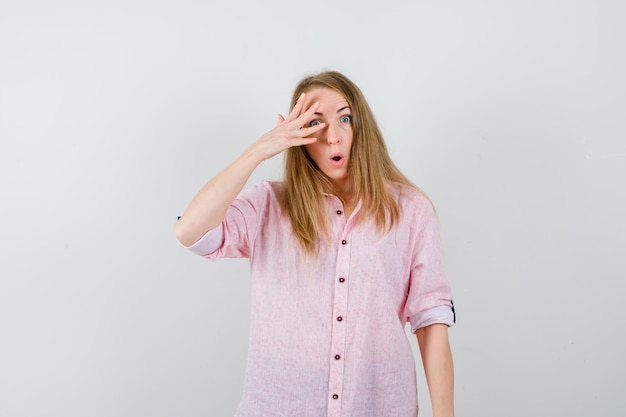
[175,71,456,417]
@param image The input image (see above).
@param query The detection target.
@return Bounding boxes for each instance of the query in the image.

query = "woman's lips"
[329,153,345,167]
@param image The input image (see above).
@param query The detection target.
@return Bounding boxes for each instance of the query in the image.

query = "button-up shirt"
[185,181,454,417]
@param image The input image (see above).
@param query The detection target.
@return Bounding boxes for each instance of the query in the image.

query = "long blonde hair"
[281,71,424,254]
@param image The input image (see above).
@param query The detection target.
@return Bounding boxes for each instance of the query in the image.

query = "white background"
[1,1,625,416]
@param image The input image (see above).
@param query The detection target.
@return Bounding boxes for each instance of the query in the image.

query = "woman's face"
[301,87,354,191]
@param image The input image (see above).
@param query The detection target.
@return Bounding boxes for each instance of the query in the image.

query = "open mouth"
[329,153,345,167]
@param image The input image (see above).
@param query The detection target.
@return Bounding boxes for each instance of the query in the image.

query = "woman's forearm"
[174,147,263,247]
[416,323,455,417]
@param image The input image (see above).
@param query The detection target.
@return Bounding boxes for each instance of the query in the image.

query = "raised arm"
[416,323,455,417]
[174,93,324,247]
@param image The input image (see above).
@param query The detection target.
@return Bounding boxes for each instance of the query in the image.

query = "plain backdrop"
[1,1,625,416]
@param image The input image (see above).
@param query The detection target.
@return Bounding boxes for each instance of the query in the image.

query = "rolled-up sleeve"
[180,182,270,261]
[180,225,224,256]
[404,203,455,333]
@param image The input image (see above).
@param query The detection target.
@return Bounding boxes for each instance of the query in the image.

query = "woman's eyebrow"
[313,106,351,116]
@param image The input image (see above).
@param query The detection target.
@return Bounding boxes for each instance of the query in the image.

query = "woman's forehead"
[303,87,349,108]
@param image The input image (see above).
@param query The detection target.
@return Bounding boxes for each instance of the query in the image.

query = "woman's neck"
[334,188,357,218]
[329,176,357,216]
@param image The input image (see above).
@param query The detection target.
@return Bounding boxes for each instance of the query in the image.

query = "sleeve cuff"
[178,224,224,256]
[409,304,455,333]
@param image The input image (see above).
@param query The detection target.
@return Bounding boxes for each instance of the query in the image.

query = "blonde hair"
[281,71,425,254]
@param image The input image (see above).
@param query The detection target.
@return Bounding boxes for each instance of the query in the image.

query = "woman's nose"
[325,124,340,144]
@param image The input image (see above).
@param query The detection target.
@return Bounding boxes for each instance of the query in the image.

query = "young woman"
[175,71,455,417]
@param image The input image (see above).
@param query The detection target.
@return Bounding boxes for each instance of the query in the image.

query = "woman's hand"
[248,92,325,161]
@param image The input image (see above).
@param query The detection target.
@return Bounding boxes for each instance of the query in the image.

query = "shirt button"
[338,277,345,283]
[341,239,347,245]
[336,210,342,215]
[332,394,339,400]
[335,354,341,360]
[337,316,343,322]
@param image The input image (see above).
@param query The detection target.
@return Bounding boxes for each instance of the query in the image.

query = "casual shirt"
[184,181,454,417]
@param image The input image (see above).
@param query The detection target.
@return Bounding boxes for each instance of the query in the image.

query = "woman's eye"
[308,120,322,127]
[340,115,352,124]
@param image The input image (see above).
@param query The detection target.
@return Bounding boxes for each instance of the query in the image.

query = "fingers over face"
[286,92,306,122]
[294,101,322,129]
[284,93,324,137]
[298,121,325,138]
[288,136,318,148]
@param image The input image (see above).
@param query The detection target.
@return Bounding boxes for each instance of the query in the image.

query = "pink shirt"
[186,181,454,417]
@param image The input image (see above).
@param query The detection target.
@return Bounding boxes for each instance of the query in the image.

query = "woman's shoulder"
[388,181,435,215]
[241,180,285,203]
[388,181,430,203]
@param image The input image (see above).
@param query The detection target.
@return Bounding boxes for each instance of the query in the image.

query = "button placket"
[327,231,351,417]
[330,201,346,242]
